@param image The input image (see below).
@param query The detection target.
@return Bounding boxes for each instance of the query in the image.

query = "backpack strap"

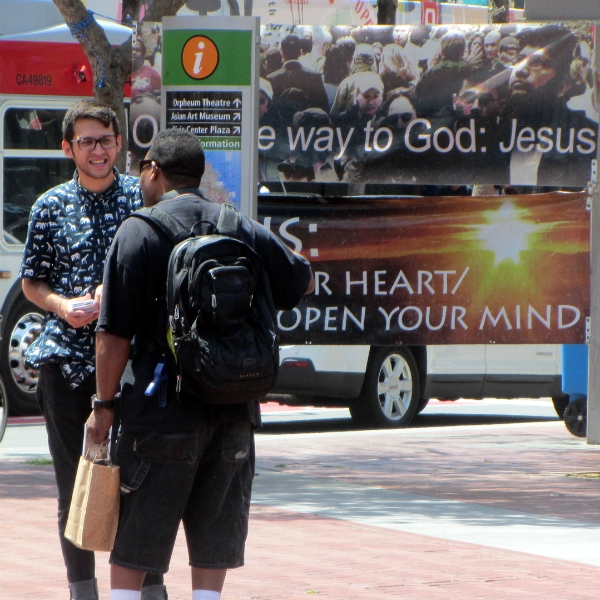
[216,203,240,237]
[130,206,190,245]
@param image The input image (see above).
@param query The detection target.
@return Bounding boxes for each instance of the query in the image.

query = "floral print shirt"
[19,170,142,388]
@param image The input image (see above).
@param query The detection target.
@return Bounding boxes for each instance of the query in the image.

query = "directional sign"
[166,91,243,148]
[162,16,259,217]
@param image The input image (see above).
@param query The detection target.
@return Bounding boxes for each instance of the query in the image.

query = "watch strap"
[91,394,116,410]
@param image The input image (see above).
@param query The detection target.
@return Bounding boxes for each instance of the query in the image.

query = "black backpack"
[131,201,279,404]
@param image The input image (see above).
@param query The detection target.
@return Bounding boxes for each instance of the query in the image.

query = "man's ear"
[116,135,122,154]
[150,162,161,181]
[62,140,73,159]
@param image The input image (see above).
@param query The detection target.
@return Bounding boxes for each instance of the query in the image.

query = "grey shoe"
[69,578,99,600]
[141,584,168,600]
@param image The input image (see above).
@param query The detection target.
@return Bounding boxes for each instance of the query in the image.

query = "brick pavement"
[1,420,599,599]
[255,421,600,522]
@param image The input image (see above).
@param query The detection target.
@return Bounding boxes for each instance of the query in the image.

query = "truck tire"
[1,295,44,415]
[350,347,420,428]
[563,398,587,438]
[551,395,569,420]
[416,397,430,414]
[0,375,7,443]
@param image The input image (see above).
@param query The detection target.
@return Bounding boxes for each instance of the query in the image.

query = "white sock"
[110,590,142,600]
[192,591,221,600]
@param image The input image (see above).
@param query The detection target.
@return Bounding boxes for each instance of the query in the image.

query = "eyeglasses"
[139,159,197,179]
[139,159,154,171]
[71,135,117,152]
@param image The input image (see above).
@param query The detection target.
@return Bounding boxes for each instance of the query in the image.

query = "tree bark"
[122,0,144,24]
[145,0,187,21]
[52,0,131,171]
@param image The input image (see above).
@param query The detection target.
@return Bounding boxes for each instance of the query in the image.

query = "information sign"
[162,16,259,217]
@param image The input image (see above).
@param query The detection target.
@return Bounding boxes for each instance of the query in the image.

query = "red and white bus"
[0,2,132,413]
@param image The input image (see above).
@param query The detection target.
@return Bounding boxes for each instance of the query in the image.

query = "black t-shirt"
[98,192,312,433]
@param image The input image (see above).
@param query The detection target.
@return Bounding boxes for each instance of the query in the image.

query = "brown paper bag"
[65,451,120,552]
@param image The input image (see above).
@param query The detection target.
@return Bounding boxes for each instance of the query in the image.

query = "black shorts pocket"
[134,431,198,464]
[222,422,252,462]
[113,431,151,494]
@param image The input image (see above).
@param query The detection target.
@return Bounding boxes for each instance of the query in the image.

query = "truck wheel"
[1,295,44,415]
[552,396,569,420]
[0,376,7,443]
[563,398,587,438]
[416,397,430,414]
[350,347,419,428]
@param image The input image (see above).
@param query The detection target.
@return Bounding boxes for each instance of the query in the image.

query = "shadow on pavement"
[258,413,559,435]
[0,463,56,499]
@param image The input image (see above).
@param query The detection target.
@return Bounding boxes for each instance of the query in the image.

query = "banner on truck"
[130,22,162,174]
[259,22,598,187]
[174,1,523,28]
[176,0,377,27]
[261,191,590,345]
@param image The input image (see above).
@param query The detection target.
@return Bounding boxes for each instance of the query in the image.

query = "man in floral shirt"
[19,100,166,600]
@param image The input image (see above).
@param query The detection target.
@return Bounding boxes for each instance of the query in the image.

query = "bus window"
[4,108,66,150]
[3,108,71,244]
[3,158,73,244]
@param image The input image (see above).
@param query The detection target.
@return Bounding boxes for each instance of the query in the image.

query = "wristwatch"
[91,394,116,411]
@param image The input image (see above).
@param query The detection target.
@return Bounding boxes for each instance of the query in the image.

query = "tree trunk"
[123,0,144,24]
[52,0,131,171]
[145,0,187,21]
[51,0,187,172]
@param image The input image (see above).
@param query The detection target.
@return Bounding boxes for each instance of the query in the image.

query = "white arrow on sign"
[233,113,241,121]
[233,98,242,107]
[233,126,241,134]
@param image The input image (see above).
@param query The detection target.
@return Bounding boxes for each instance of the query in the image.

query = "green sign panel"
[163,29,252,86]
[162,15,258,218]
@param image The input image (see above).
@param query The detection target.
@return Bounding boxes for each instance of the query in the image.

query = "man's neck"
[147,187,201,207]
[77,170,116,195]
[162,187,202,200]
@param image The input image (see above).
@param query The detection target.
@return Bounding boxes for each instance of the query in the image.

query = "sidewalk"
[1,417,599,599]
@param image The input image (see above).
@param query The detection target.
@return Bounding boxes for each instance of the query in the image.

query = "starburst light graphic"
[472,201,548,266]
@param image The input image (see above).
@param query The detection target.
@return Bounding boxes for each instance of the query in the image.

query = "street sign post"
[162,16,259,217]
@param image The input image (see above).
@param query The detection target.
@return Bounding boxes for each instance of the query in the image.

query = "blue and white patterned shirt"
[19,170,142,388]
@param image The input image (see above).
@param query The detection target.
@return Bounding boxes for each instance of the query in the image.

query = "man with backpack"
[87,128,313,600]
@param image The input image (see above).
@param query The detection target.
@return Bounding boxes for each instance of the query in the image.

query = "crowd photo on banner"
[257,22,598,188]
[130,21,163,174]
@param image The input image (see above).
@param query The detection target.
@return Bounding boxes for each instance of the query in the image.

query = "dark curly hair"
[62,99,119,142]
[147,129,205,187]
